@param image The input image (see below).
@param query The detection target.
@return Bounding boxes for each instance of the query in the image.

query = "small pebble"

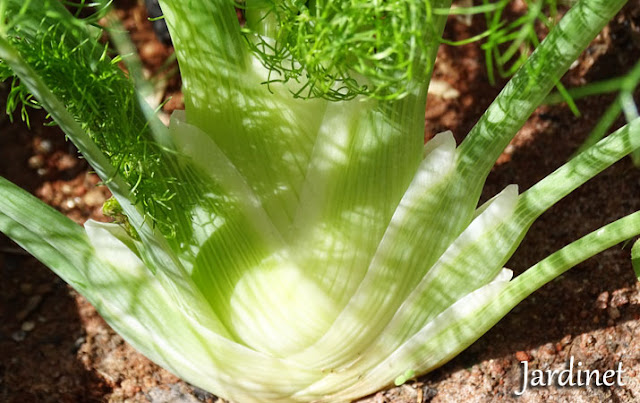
[35,139,53,154]
[596,291,609,309]
[140,41,166,61]
[57,154,78,170]
[163,92,185,112]
[27,155,44,169]
[21,321,35,332]
[74,336,86,349]
[64,198,76,210]
[37,182,53,199]
[608,306,621,320]
[73,185,87,197]
[515,351,530,362]
[61,184,73,195]
[147,384,202,403]
[84,189,106,207]
[19,283,33,295]
[11,330,26,342]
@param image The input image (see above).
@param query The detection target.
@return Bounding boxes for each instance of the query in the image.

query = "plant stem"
[458,0,628,191]
[425,209,640,372]
[505,211,640,318]
[519,117,640,220]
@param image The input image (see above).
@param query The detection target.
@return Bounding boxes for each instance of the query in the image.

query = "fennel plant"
[0,0,639,402]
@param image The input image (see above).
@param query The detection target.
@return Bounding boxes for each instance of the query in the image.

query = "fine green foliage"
[242,0,443,100]
[550,58,640,164]
[438,0,565,82]
[0,0,639,402]
[480,0,563,83]
[0,0,187,236]
[441,0,579,112]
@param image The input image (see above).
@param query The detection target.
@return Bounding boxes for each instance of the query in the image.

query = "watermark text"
[515,356,625,396]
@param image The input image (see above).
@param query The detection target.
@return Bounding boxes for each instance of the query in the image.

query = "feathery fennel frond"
[240,0,447,100]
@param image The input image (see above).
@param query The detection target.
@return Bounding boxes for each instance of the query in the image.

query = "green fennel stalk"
[0,0,638,401]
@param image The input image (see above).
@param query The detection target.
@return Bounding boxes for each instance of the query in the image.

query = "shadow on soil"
[0,106,111,402]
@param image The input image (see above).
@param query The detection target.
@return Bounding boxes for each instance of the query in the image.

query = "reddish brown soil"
[1,2,640,403]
